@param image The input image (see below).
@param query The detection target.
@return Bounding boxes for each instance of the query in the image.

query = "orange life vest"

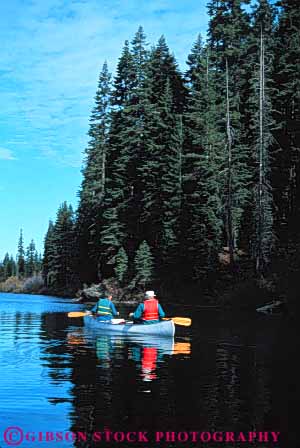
[142,298,159,321]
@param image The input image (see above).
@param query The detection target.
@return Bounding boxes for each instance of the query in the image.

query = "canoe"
[83,315,175,337]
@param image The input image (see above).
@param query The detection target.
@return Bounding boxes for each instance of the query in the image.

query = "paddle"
[67,312,191,327]
[68,311,89,317]
[164,317,191,327]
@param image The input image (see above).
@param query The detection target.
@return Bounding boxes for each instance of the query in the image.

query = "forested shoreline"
[1,0,299,308]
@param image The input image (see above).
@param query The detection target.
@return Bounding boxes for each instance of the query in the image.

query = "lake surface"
[0,292,298,447]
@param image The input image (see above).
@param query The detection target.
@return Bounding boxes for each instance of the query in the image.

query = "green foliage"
[76,61,112,282]
[183,38,223,279]
[133,241,154,288]
[25,239,37,277]
[146,36,186,113]
[114,247,128,284]
[44,203,76,289]
[207,0,253,234]
[0,253,16,281]
[272,0,300,232]
[42,220,55,286]
[138,80,183,271]
[36,12,300,290]
[98,41,137,270]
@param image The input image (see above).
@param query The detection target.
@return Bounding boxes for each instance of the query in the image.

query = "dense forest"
[1,0,299,303]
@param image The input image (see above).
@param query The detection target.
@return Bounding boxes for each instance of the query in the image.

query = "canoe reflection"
[141,347,158,381]
[67,330,191,383]
[128,336,174,382]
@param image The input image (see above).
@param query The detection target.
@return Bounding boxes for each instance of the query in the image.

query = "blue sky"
[0,0,208,259]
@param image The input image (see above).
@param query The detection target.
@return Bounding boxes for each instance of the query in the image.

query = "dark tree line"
[41,0,300,293]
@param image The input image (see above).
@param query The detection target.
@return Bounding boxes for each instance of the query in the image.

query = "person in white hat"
[129,290,165,324]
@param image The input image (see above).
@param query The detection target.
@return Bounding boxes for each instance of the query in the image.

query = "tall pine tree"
[17,229,25,278]
[25,239,37,277]
[207,0,253,266]
[43,221,55,287]
[77,61,112,282]
[99,41,136,274]
[183,36,223,281]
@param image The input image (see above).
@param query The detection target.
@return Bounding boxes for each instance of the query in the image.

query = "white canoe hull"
[83,315,175,337]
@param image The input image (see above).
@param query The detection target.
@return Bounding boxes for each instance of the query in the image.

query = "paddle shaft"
[68,312,191,326]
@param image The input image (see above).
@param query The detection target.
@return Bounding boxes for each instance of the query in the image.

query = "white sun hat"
[145,290,155,298]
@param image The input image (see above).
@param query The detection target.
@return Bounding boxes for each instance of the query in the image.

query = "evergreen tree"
[0,261,4,282]
[183,37,223,280]
[34,251,42,274]
[99,41,136,273]
[114,247,128,284]
[131,26,149,89]
[45,204,76,289]
[77,32,186,283]
[2,253,15,279]
[133,241,154,288]
[207,0,253,265]
[146,36,186,113]
[112,40,136,107]
[17,229,25,278]
[2,253,10,279]
[128,37,186,278]
[25,239,36,277]
[10,255,17,277]
[138,80,183,274]
[99,31,151,274]
[43,221,55,287]
[110,29,150,260]
[159,101,183,269]
[185,34,204,88]
[273,0,300,233]
[35,21,300,291]
[77,61,112,283]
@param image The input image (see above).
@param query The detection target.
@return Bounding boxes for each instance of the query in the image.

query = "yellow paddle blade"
[68,311,88,318]
[172,317,191,326]
[173,342,191,355]
[164,317,192,326]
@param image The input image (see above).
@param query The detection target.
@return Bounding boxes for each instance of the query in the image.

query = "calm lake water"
[0,292,298,447]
